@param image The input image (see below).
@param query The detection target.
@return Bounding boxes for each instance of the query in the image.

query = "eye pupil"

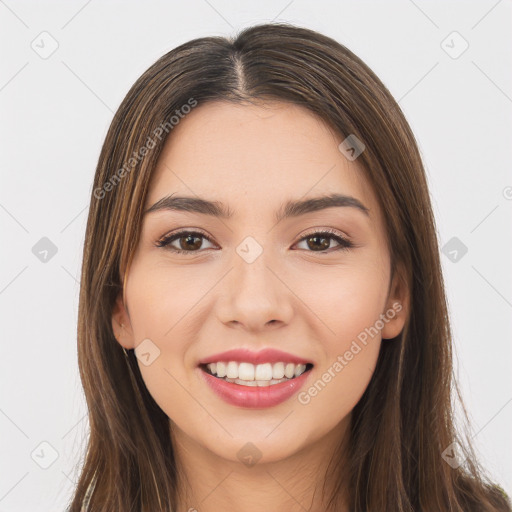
[181,234,202,251]
[307,235,330,251]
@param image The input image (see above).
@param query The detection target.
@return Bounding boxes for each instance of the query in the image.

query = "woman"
[68,22,510,511]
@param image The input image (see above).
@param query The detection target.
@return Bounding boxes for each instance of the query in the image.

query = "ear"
[111,291,136,350]
[381,265,410,340]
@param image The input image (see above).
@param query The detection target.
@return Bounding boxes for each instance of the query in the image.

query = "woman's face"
[113,100,408,464]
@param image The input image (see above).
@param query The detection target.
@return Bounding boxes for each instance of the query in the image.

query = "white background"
[1,1,511,510]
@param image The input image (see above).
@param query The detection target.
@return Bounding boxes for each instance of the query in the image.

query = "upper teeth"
[206,361,308,381]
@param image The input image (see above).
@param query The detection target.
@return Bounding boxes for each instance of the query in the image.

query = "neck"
[171,416,351,512]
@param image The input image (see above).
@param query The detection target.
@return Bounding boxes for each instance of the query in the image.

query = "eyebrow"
[144,193,370,223]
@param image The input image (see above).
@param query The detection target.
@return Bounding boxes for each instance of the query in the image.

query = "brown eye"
[295,230,353,253]
[304,234,330,251]
[155,230,216,254]
[176,233,203,251]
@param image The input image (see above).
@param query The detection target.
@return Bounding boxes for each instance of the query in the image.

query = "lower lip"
[199,367,312,409]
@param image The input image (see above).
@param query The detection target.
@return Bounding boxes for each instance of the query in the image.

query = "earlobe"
[111,292,135,350]
[381,268,410,340]
[381,300,407,340]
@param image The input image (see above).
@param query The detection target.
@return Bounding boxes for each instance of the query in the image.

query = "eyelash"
[154,228,354,255]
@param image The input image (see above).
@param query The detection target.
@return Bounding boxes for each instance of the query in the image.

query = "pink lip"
[198,366,313,408]
[197,348,312,365]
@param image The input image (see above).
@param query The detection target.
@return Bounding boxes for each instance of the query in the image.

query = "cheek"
[127,261,210,344]
[297,271,385,421]
[296,340,380,436]
[124,265,201,415]
[294,255,389,345]
[292,261,386,413]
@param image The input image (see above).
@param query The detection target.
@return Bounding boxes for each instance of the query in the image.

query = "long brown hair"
[68,22,510,511]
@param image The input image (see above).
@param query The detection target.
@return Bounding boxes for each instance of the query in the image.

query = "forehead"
[146,100,379,223]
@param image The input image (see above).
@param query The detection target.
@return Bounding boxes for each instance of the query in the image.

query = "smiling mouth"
[199,362,314,387]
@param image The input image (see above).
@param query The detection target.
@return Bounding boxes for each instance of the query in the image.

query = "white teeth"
[284,363,295,379]
[205,361,310,382]
[255,363,273,380]
[226,361,238,379]
[216,362,226,378]
[236,378,289,387]
[272,362,285,379]
[294,364,306,377]
[236,378,257,386]
[238,362,255,381]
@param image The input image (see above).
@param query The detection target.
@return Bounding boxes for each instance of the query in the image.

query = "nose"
[216,248,294,332]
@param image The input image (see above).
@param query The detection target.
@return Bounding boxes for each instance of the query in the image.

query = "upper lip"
[198,348,313,366]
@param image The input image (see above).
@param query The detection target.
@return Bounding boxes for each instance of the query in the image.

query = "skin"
[112,100,409,512]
